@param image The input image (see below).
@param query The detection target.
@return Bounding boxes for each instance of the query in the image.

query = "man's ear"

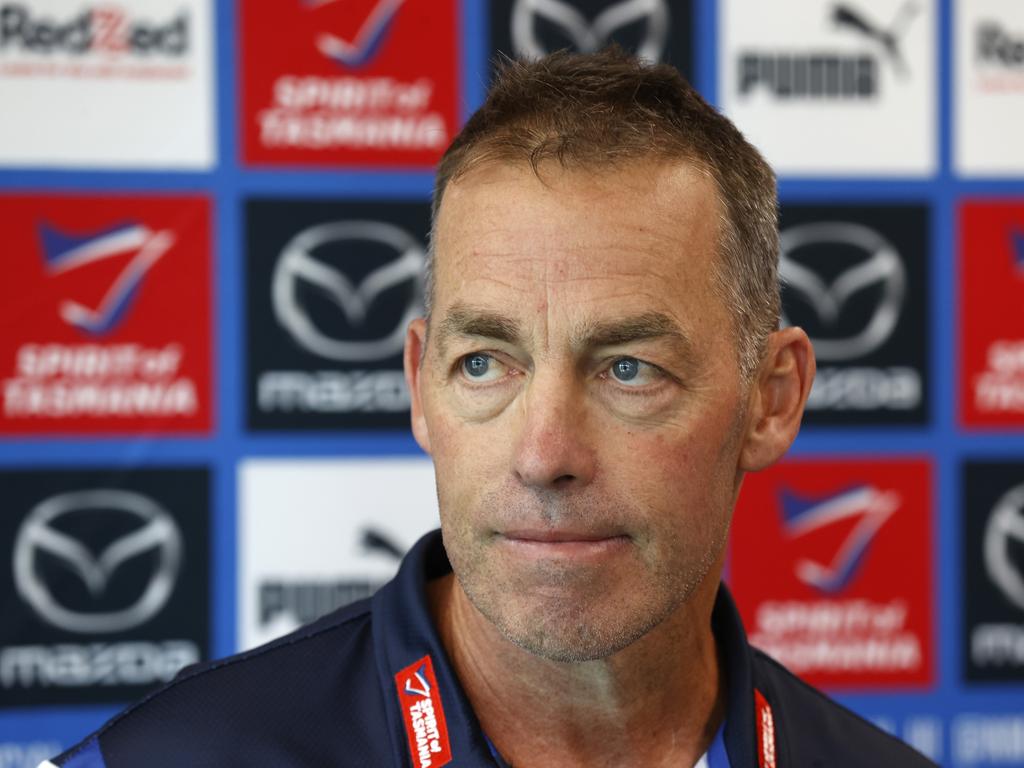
[739,327,816,472]
[404,317,432,455]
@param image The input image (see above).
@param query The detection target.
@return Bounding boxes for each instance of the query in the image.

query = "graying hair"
[426,49,780,380]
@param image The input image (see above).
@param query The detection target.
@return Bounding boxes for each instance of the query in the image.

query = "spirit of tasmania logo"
[394,655,452,768]
[240,0,459,168]
[728,459,934,689]
[0,196,212,435]
[960,201,1024,428]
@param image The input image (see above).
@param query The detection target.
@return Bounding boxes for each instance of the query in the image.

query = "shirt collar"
[373,529,759,767]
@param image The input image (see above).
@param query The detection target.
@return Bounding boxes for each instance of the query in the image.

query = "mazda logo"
[271,220,425,363]
[780,221,906,362]
[511,0,670,62]
[13,489,182,634]
[984,482,1024,612]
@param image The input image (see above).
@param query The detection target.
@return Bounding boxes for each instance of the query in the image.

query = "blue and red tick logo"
[729,459,934,688]
[780,485,900,593]
[306,0,404,67]
[403,662,431,698]
[1012,228,1024,273]
[39,221,174,336]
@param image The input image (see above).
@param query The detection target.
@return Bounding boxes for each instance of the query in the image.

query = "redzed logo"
[0,3,190,59]
[0,195,212,435]
[394,655,452,768]
[240,0,459,168]
[729,458,934,689]
[960,201,1024,427]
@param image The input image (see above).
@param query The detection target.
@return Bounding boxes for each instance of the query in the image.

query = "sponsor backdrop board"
[489,0,694,78]
[955,0,1024,176]
[245,198,428,431]
[238,458,439,650]
[780,204,929,425]
[959,201,1024,429]
[0,195,213,436]
[962,461,1024,683]
[0,0,215,169]
[0,1,1022,766]
[239,0,459,168]
[730,458,935,689]
[0,468,210,707]
[719,0,937,176]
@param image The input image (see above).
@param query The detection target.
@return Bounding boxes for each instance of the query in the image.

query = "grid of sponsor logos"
[0,1,1022,766]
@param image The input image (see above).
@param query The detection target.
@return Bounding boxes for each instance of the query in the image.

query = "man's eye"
[608,357,659,387]
[460,353,506,382]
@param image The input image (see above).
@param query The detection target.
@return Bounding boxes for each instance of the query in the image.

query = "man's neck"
[427,573,726,768]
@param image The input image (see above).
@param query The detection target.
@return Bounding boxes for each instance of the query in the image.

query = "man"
[45,49,935,767]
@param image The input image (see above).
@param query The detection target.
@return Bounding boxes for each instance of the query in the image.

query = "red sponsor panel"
[394,655,452,768]
[728,458,934,689]
[0,195,213,435]
[960,201,1024,428]
[240,0,459,168]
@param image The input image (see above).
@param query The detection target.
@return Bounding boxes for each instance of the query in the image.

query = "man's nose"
[511,372,597,489]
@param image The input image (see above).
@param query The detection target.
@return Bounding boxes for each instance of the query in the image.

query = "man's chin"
[500,624,647,663]
[459,576,672,664]
[492,604,668,663]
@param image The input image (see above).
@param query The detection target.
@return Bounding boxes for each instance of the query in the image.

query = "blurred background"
[0,1,1022,765]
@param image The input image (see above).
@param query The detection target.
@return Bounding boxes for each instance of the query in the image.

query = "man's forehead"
[432,160,720,281]
[427,158,726,348]
[437,156,718,220]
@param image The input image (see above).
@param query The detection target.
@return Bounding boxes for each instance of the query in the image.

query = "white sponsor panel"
[719,0,936,176]
[0,0,214,168]
[238,458,440,650]
[956,0,1024,175]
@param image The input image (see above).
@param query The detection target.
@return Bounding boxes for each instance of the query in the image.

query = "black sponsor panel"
[0,467,209,707]
[779,204,929,425]
[963,461,1024,683]
[489,0,693,80]
[246,198,429,431]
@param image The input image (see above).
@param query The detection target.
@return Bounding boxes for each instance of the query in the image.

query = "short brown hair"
[429,47,780,379]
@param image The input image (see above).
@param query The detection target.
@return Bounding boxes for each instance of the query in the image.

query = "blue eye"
[606,357,662,389]
[611,357,640,382]
[463,354,492,378]
[459,353,513,386]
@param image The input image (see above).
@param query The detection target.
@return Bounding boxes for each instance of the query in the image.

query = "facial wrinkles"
[449,475,728,662]
[446,373,745,567]
[429,161,743,665]
[442,175,694,291]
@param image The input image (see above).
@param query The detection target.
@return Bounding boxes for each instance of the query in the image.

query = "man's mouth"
[496,529,631,559]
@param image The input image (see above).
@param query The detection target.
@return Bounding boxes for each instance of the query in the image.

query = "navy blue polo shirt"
[47,530,931,767]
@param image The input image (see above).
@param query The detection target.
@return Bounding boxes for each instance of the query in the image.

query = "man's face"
[410,159,756,662]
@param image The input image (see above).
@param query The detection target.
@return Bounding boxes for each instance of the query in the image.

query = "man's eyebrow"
[431,308,694,361]
[433,305,523,352]
[574,312,695,360]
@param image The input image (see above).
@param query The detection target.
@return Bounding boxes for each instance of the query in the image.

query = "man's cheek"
[608,433,698,492]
